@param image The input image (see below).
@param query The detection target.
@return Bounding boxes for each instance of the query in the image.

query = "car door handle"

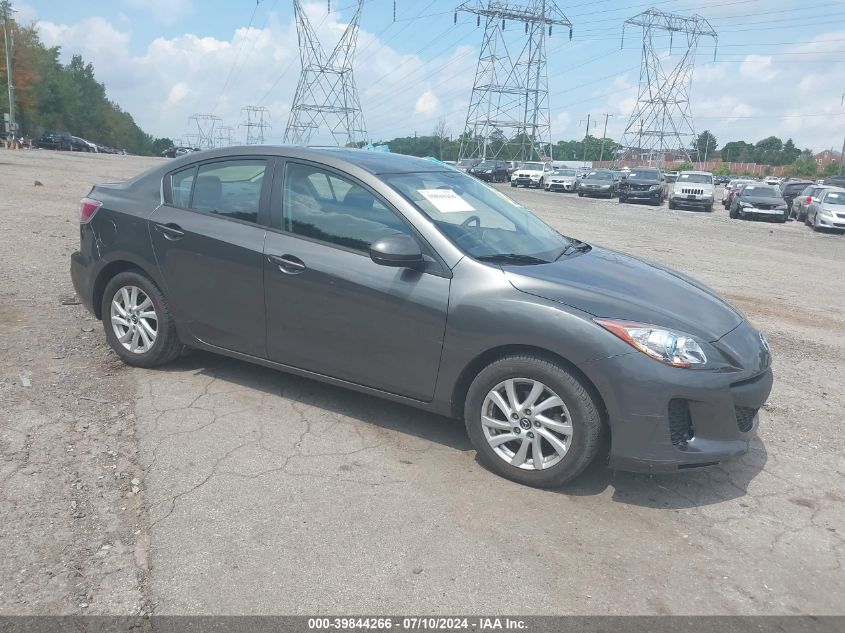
[154,223,185,240]
[267,254,306,274]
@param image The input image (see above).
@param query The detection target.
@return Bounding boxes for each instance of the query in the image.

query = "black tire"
[729,206,739,219]
[464,355,604,488]
[618,195,626,203]
[101,270,182,368]
[510,182,517,188]
[705,204,713,212]
[668,199,676,210]
[577,192,584,197]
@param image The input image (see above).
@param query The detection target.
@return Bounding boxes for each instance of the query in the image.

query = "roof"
[679,170,713,175]
[164,145,448,175]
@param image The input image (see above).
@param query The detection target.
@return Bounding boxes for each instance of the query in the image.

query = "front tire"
[101,270,182,368]
[464,355,603,488]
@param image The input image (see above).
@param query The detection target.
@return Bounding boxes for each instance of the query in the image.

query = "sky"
[12,0,845,152]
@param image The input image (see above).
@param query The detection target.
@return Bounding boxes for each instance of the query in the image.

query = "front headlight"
[649,184,661,190]
[595,319,707,367]
[740,201,754,208]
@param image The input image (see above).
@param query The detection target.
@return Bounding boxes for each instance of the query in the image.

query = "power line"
[213,0,263,114]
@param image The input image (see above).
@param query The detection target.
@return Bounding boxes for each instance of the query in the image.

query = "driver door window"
[282,163,410,252]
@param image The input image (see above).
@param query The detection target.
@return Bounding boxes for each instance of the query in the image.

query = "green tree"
[823,160,841,177]
[781,138,800,165]
[676,160,694,171]
[692,130,718,161]
[754,136,783,165]
[720,140,755,163]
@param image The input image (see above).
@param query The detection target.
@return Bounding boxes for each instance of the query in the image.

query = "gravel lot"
[1,150,843,616]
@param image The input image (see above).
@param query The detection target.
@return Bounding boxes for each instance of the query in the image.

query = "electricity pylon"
[215,125,235,147]
[241,105,271,145]
[616,8,717,167]
[284,0,367,146]
[456,0,572,162]
[189,114,222,150]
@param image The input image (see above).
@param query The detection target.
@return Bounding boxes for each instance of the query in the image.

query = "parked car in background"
[577,170,617,198]
[38,131,73,151]
[545,168,579,192]
[69,146,773,487]
[511,161,552,188]
[618,168,665,205]
[823,175,845,188]
[668,171,715,211]
[779,179,814,215]
[729,183,788,222]
[663,171,679,183]
[723,179,755,209]
[504,161,520,176]
[455,158,481,173]
[162,146,195,159]
[805,187,845,232]
[468,160,510,183]
[790,185,833,221]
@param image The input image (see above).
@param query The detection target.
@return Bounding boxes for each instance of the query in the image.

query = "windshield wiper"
[555,240,591,260]
[476,253,549,265]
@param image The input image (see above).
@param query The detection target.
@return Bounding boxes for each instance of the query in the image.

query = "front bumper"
[547,181,575,191]
[815,212,845,229]
[620,187,662,200]
[671,194,713,209]
[739,206,787,219]
[578,321,773,474]
[512,177,542,187]
[580,186,612,196]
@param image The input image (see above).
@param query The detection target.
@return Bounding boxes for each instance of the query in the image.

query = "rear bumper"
[70,250,97,316]
[578,321,773,474]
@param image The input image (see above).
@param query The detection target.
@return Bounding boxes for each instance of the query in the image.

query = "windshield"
[457,159,478,167]
[585,171,613,181]
[384,171,577,264]
[678,173,713,184]
[553,169,576,176]
[627,171,660,181]
[742,185,779,198]
[521,162,544,171]
[824,191,845,205]
[476,161,495,169]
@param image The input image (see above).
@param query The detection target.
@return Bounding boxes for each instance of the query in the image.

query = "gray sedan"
[70,147,772,488]
[806,187,845,232]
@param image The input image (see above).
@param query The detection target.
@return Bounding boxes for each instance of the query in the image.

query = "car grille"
[837,213,845,219]
[680,187,704,195]
[751,203,777,210]
[735,406,757,433]
[632,184,652,191]
[668,399,693,445]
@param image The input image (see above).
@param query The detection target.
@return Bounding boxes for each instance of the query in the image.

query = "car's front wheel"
[464,355,603,488]
[102,271,182,368]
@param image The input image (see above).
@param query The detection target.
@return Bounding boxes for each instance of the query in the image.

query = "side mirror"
[369,234,424,268]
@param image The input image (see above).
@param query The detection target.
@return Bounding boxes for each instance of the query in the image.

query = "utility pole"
[598,113,613,164]
[616,9,717,168]
[840,92,844,176]
[456,0,572,162]
[1,0,16,141]
[580,114,591,167]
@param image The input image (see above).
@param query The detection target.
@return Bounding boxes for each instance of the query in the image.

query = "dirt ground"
[0,150,843,616]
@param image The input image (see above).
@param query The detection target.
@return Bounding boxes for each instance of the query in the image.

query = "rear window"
[585,171,613,180]
[627,171,660,181]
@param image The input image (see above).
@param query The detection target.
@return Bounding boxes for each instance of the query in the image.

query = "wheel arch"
[449,344,609,425]
[92,259,156,319]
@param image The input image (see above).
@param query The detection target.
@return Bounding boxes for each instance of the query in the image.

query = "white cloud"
[37,17,130,57]
[740,55,778,81]
[414,90,440,117]
[125,0,193,26]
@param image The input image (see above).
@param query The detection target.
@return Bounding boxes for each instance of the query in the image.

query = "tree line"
[0,19,172,155]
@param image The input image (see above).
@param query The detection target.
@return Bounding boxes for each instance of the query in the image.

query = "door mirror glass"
[369,234,424,267]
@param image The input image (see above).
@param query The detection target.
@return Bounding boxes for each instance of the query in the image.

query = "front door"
[150,157,272,357]
[263,162,450,401]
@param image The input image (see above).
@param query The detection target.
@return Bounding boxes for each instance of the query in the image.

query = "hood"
[503,246,742,341]
[622,177,661,186]
[740,195,785,206]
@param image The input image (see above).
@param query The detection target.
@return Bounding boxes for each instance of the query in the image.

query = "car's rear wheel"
[464,355,603,488]
[102,271,182,368]
[668,199,677,210]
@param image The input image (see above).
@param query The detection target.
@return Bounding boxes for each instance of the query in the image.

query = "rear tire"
[464,355,603,488]
[668,199,677,210]
[101,270,182,368]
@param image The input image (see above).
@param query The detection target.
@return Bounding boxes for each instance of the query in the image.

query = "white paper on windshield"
[417,189,475,213]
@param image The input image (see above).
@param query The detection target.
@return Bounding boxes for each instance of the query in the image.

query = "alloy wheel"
[481,378,573,470]
[110,285,158,354]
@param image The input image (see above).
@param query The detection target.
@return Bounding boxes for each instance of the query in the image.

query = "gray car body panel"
[70,146,774,473]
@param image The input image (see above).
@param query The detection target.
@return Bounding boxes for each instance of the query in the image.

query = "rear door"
[150,157,274,358]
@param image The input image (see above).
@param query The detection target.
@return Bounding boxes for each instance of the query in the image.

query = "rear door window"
[191,160,267,224]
